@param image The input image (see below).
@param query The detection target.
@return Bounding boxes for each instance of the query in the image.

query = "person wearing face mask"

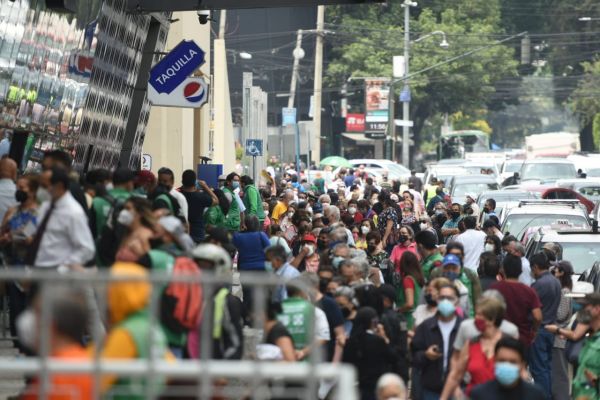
[265,245,300,303]
[365,231,391,277]
[335,286,358,336]
[26,168,95,269]
[390,226,419,266]
[441,203,462,242]
[411,285,464,400]
[430,242,482,318]
[415,230,444,281]
[477,252,501,291]
[355,221,373,251]
[426,187,445,214]
[0,174,39,353]
[347,199,363,224]
[470,337,545,400]
[220,172,244,232]
[114,197,156,263]
[440,296,514,399]
[89,168,135,240]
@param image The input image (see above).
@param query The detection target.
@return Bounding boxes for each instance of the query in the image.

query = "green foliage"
[569,58,600,126]
[326,0,518,145]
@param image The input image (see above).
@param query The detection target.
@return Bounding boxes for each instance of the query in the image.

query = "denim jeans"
[528,328,554,399]
[422,389,440,400]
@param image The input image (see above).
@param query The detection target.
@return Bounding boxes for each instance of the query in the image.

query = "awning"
[342,133,375,142]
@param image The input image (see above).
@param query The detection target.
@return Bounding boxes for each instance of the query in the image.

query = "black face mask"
[319,278,331,294]
[15,190,28,203]
[483,207,490,213]
[451,211,461,219]
[424,293,437,307]
[149,238,164,248]
[367,244,376,254]
[317,240,327,251]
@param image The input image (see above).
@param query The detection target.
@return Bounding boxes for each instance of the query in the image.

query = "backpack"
[96,195,128,266]
[160,256,203,334]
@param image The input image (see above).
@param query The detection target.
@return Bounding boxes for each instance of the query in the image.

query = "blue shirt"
[232,231,271,271]
[273,263,300,302]
[0,138,10,158]
[532,270,562,325]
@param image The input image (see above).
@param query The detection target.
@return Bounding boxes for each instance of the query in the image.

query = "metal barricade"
[0,268,357,400]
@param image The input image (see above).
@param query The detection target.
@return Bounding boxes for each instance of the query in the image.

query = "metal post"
[219,10,227,39]
[295,123,301,175]
[312,5,325,165]
[253,155,257,183]
[402,0,411,167]
[288,30,303,109]
[119,18,161,167]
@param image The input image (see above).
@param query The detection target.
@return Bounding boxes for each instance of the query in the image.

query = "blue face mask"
[495,362,520,386]
[572,302,583,312]
[332,256,345,269]
[264,261,273,273]
[232,181,240,190]
[437,299,456,317]
[443,271,460,281]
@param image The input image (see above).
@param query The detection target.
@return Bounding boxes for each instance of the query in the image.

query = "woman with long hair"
[377,191,399,253]
[396,251,425,330]
[115,197,156,262]
[342,307,396,400]
[205,189,230,230]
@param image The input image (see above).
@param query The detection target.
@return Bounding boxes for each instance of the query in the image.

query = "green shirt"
[223,187,241,232]
[206,205,227,229]
[573,330,600,400]
[90,188,132,238]
[243,184,264,223]
[422,252,444,281]
[277,297,314,350]
[396,275,421,330]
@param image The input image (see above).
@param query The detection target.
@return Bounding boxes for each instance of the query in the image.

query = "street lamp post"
[579,17,600,21]
[400,0,415,167]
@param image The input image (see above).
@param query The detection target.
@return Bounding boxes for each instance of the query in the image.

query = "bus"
[438,130,490,160]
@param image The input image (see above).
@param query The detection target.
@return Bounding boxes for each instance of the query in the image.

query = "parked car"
[500,159,524,181]
[524,227,600,277]
[556,178,600,202]
[476,190,540,224]
[349,159,411,181]
[501,199,591,240]
[541,187,595,214]
[519,158,577,184]
[448,175,499,201]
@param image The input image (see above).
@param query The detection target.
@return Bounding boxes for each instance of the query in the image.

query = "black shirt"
[317,295,344,361]
[181,190,212,242]
[266,321,293,345]
[471,379,546,400]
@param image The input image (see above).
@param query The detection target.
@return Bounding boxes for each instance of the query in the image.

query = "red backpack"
[160,257,203,333]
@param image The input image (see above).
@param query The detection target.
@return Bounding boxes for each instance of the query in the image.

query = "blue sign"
[246,139,263,157]
[282,107,297,126]
[149,40,205,94]
[400,86,411,103]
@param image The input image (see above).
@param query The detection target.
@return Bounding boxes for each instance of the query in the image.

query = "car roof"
[451,174,498,183]
[538,230,600,242]
[523,158,576,165]
[506,201,588,215]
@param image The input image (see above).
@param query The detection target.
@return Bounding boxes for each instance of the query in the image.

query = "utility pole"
[288,29,304,109]
[312,5,325,166]
[219,10,227,39]
[401,0,413,167]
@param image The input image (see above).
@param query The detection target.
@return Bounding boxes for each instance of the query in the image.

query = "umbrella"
[320,156,352,169]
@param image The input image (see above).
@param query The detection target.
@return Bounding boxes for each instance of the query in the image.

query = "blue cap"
[442,254,461,268]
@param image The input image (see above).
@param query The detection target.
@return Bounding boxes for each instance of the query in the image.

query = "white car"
[500,160,524,181]
[519,158,577,184]
[348,159,411,181]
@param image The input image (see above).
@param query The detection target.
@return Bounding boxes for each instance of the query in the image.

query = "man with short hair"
[455,216,486,272]
[180,169,218,243]
[266,245,300,302]
[415,230,443,281]
[507,240,533,285]
[571,292,600,400]
[157,167,188,220]
[42,150,88,213]
[491,254,542,349]
[483,198,497,217]
[470,337,545,399]
[376,373,408,400]
[90,168,134,239]
[272,189,293,224]
[222,172,244,232]
[241,175,265,226]
[529,252,562,399]
[28,168,95,268]
[441,203,462,241]
[409,169,423,193]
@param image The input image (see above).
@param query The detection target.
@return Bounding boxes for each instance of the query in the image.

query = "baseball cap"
[302,233,317,244]
[218,174,227,181]
[465,193,477,201]
[442,254,461,268]
[575,292,600,306]
[159,216,195,251]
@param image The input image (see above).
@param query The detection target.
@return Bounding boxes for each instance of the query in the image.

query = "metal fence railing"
[0,268,357,400]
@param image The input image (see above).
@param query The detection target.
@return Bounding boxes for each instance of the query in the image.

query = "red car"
[541,187,595,214]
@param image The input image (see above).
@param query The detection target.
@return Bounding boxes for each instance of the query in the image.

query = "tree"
[326,0,518,151]
[569,58,600,151]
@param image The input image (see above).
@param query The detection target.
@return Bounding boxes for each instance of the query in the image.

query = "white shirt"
[35,192,95,268]
[519,257,533,286]
[456,229,487,271]
[409,189,425,213]
[0,179,16,224]
[170,189,188,220]
[437,317,457,371]
[314,307,331,341]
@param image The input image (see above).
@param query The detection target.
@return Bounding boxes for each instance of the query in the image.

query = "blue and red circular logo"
[183,82,205,103]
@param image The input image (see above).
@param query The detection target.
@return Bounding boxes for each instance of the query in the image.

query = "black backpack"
[96,195,129,267]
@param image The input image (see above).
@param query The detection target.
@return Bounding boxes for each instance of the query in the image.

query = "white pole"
[288,29,303,109]
[312,5,325,165]
[402,1,411,167]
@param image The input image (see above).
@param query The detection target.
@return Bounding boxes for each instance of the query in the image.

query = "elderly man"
[326,207,355,246]
[502,237,532,286]
[272,189,294,224]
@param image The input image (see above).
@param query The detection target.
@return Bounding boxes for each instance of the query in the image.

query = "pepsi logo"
[183,82,205,103]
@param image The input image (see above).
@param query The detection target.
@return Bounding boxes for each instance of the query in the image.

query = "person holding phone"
[411,284,463,400]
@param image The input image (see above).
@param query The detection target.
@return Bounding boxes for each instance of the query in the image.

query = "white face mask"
[16,309,36,351]
[287,212,294,219]
[485,243,495,252]
[117,209,135,226]
[306,206,313,213]
[420,222,428,231]
[105,183,114,191]
[361,226,370,235]
[348,207,357,215]
[322,203,330,209]
[37,187,51,204]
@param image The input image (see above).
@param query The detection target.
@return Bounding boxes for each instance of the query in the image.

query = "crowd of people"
[0,154,599,400]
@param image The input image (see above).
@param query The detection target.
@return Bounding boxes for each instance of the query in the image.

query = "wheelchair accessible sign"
[148,40,209,108]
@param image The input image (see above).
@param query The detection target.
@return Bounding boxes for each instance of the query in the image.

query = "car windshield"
[453,182,499,198]
[386,163,410,175]
[587,168,600,177]
[521,163,576,181]
[578,186,600,201]
[477,192,539,208]
[502,214,590,237]
[504,162,523,173]
[464,166,497,176]
[537,241,600,274]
